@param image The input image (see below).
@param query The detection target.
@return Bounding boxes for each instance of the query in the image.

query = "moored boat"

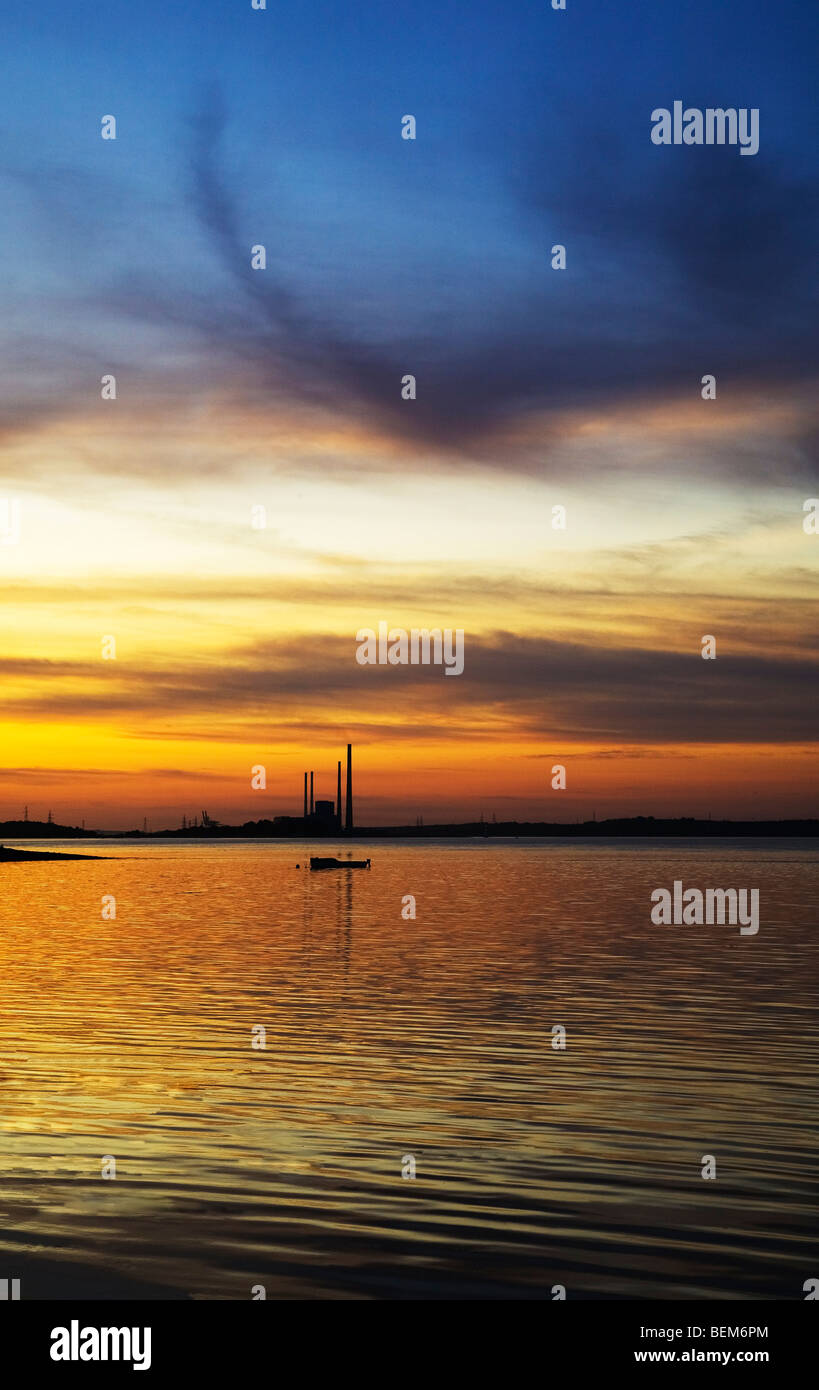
[310,856,371,870]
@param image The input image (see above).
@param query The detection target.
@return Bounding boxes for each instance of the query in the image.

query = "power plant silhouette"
[291,743,354,832]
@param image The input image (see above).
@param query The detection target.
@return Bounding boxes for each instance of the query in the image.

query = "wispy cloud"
[1,633,816,745]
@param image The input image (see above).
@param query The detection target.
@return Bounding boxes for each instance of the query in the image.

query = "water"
[0,839,816,1300]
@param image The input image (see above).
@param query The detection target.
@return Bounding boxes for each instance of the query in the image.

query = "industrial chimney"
[345,743,353,832]
[336,760,342,829]
[310,771,314,817]
[303,772,308,819]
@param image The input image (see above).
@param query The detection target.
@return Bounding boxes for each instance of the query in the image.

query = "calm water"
[0,839,816,1300]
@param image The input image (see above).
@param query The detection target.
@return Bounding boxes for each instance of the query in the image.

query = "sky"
[0,0,817,828]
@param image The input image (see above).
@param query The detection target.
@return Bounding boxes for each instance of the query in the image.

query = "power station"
[279,743,354,833]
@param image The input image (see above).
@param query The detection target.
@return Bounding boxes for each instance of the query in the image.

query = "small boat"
[310,856,371,871]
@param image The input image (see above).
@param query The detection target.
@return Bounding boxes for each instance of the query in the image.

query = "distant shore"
[1,816,817,841]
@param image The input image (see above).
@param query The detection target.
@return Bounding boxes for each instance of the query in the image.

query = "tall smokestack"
[345,743,353,832]
[337,760,342,829]
[303,772,307,819]
[310,771,314,816]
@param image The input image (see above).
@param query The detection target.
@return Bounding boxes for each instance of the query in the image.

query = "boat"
[310,856,371,870]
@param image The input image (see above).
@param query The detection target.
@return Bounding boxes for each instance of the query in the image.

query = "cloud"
[131,90,819,468]
[0,79,816,490]
[1,632,816,745]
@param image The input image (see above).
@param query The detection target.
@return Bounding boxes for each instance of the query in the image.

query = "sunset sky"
[1,0,816,828]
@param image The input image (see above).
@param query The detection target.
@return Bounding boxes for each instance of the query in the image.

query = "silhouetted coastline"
[0,843,102,861]
[3,816,817,841]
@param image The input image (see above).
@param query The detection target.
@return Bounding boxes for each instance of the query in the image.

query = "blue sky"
[1,0,816,458]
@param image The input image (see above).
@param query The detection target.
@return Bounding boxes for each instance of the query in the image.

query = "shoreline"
[0,845,104,862]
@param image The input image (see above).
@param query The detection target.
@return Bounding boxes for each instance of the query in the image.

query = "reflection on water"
[0,839,816,1299]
